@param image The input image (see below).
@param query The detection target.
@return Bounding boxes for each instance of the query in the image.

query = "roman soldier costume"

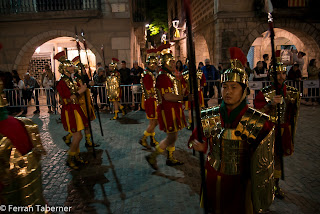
[183,69,206,110]
[183,69,206,129]
[156,49,186,134]
[189,48,275,213]
[254,59,300,198]
[145,44,187,169]
[139,48,159,148]
[54,51,89,169]
[62,57,98,149]
[106,58,126,120]
[0,81,47,211]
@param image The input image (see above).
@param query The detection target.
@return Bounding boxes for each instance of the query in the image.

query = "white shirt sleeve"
[18,80,25,89]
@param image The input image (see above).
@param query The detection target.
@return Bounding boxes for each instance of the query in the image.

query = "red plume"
[147,48,158,54]
[54,51,66,61]
[112,58,119,62]
[157,44,171,52]
[275,50,281,58]
[229,47,247,66]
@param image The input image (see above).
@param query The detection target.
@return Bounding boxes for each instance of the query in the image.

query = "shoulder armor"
[235,107,270,143]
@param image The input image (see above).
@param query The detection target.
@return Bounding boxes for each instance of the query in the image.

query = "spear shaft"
[75,27,96,158]
[184,0,208,213]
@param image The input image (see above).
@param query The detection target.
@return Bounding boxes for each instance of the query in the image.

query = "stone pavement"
[19,104,320,214]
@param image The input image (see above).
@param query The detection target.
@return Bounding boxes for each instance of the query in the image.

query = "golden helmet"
[146,48,158,66]
[158,44,174,66]
[221,47,248,87]
[109,58,119,71]
[54,51,73,74]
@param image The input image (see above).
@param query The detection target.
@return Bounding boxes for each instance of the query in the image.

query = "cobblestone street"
[23,105,320,214]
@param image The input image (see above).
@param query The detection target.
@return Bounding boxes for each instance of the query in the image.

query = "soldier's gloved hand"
[271,95,283,105]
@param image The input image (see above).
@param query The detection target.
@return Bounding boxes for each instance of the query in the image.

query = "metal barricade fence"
[91,84,143,107]
[3,88,57,110]
[3,80,319,111]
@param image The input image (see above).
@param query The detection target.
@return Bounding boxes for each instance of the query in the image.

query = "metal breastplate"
[141,70,157,101]
[0,118,46,208]
[63,76,78,95]
[157,71,179,104]
[201,107,269,175]
[106,72,120,99]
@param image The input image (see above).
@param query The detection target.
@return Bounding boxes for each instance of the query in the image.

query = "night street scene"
[0,0,320,213]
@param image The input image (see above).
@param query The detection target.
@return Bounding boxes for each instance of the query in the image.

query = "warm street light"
[172,17,180,38]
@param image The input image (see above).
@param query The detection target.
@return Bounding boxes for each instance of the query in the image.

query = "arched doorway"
[30,37,97,83]
[13,30,101,78]
[194,34,210,67]
[246,28,320,77]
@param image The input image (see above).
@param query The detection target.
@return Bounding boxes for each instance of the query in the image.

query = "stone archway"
[194,33,210,67]
[13,30,102,75]
[241,21,320,73]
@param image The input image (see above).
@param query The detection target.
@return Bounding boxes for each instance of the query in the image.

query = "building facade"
[167,0,320,76]
[0,0,147,78]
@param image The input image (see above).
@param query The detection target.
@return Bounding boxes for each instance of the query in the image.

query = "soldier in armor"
[62,57,99,149]
[188,47,275,213]
[106,58,126,120]
[55,51,89,169]
[139,49,159,148]
[183,69,206,130]
[0,80,47,210]
[254,57,300,199]
[145,45,192,170]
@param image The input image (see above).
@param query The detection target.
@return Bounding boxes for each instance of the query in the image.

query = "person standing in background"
[42,65,56,113]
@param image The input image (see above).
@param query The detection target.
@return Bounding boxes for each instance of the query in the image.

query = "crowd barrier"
[3,80,319,111]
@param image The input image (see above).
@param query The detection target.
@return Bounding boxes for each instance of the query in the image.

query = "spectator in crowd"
[130,61,143,84]
[253,61,268,81]
[183,58,188,71]
[217,63,224,74]
[119,60,130,85]
[42,67,56,113]
[23,72,40,115]
[198,62,204,70]
[201,58,219,107]
[93,62,103,77]
[175,60,184,80]
[130,61,143,110]
[12,75,24,113]
[93,67,107,110]
[292,49,306,74]
[119,60,131,109]
[287,64,302,81]
[262,54,269,71]
[306,59,320,105]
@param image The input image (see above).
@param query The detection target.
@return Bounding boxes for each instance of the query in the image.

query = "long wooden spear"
[266,0,284,179]
[75,27,96,158]
[81,30,104,137]
[183,0,208,213]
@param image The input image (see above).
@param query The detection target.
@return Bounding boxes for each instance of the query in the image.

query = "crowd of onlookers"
[1,49,319,115]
